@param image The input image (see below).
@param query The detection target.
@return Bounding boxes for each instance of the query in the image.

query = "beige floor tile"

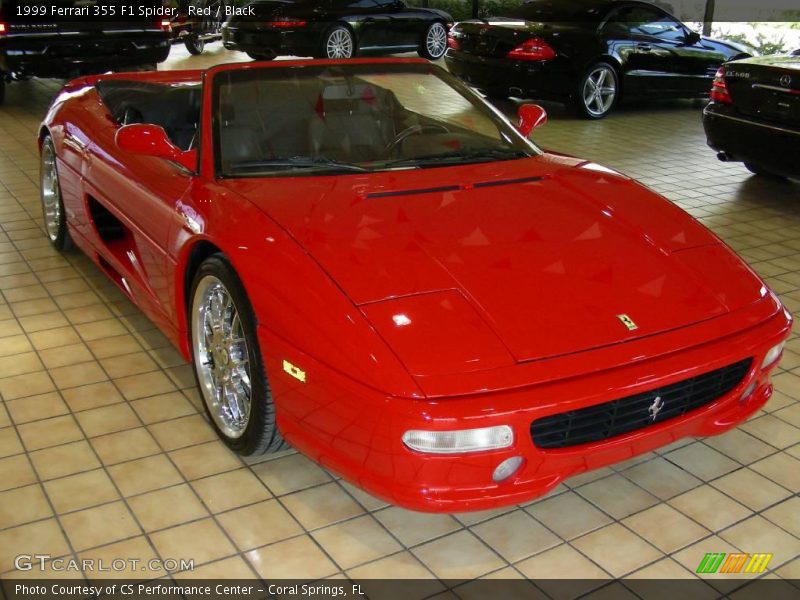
[99,351,159,379]
[128,483,208,532]
[672,536,749,586]
[52,290,102,311]
[0,351,43,378]
[0,519,70,572]
[78,536,162,581]
[173,555,256,579]
[471,509,560,563]
[169,440,240,480]
[115,370,177,400]
[664,442,741,481]
[60,381,124,412]
[246,534,338,580]
[515,544,610,597]
[0,427,23,459]
[412,530,504,580]
[191,469,271,513]
[49,360,107,390]
[64,304,114,325]
[763,497,800,538]
[0,318,23,339]
[150,518,236,567]
[74,318,129,342]
[622,504,709,553]
[374,506,461,547]
[625,557,702,581]
[43,468,119,514]
[0,371,54,401]
[739,414,800,449]
[86,334,143,359]
[74,403,140,438]
[711,468,791,511]
[29,440,100,480]
[621,456,703,500]
[749,452,800,492]
[719,515,800,568]
[16,415,82,451]
[0,483,52,528]
[5,392,69,424]
[525,490,612,540]
[338,480,389,512]
[454,505,516,527]
[0,334,32,357]
[347,551,438,583]
[572,524,663,578]
[90,427,161,465]
[18,311,69,333]
[0,454,37,491]
[704,429,776,464]
[313,514,402,570]
[9,297,57,317]
[576,473,659,520]
[252,452,332,495]
[669,484,753,532]
[60,501,140,551]
[217,499,303,551]
[107,454,183,497]
[27,326,80,351]
[37,343,94,370]
[281,482,364,530]
[148,414,216,451]
[131,391,196,425]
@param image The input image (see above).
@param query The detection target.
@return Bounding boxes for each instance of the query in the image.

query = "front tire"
[190,254,288,455]
[574,62,618,119]
[321,25,355,59]
[418,21,447,60]
[40,136,72,251]
[247,51,276,61]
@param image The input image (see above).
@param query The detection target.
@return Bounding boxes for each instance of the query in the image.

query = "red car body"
[40,58,790,512]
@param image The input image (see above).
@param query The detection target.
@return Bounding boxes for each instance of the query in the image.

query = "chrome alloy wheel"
[326,28,353,59]
[192,275,252,439]
[40,142,61,242]
[426,22,447,58]
[583,65,617,117]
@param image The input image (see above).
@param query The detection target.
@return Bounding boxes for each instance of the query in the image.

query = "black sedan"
[221,0,452,60]
[704,55,800,180]
[445,0,749,118]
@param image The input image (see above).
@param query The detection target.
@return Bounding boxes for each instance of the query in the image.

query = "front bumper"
[221,26,315,57]
[444,49,573,101]
[703,102,800,179]
[261,299,790,512]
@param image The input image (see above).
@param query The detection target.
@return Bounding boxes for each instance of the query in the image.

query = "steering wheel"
[385,123,450,155]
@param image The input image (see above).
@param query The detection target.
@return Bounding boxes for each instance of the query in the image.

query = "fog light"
[739,381,757,404]
[761,342,785,370]
[493,456,523,482]
[402,425,513,454]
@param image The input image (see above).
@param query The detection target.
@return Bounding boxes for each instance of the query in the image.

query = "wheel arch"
[590,55,623,98]
[177,238,225,359]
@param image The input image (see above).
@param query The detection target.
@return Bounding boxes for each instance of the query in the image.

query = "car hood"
[227,156,766,365]
[727,54,800,71]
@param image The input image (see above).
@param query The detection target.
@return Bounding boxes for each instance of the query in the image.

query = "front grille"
[530,359,752,449]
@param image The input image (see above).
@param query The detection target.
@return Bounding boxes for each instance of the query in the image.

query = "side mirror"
[684,30,701,45]
[516,104,547,137]
[115,124,196,172]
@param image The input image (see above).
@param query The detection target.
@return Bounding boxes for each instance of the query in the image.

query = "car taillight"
[159,19,172,32]
[270,18,307,28]
[710,66,733,104]
[0,21,8,36]
[447,34,460,50]
[507,37,556,61]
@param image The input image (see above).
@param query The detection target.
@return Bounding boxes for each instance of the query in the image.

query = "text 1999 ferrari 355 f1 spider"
[39,58,790,512]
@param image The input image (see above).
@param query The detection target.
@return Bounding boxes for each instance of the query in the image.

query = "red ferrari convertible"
[39,58,790,512]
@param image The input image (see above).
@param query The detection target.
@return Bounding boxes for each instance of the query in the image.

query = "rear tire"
[418,21,447,60]
[745,162,786,180]
[574,62,618,119]
[184,36,206,55]
[320,25,355,59]
[190,254,289,455]
[40,136,73,251]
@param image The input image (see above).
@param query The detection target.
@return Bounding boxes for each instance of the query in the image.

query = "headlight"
[761,342,785,370]
[402,425,514,454]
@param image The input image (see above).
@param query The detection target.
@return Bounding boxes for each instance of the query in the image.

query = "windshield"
[504,0,608,22]
[213,63,539,177]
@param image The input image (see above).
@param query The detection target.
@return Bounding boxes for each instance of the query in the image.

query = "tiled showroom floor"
[0,46,799,591]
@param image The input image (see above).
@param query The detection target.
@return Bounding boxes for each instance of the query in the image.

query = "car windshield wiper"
[375,148,530,169]
[228,157,370,174]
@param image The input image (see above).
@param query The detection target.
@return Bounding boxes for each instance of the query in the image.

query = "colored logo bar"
[696,553,773,574]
